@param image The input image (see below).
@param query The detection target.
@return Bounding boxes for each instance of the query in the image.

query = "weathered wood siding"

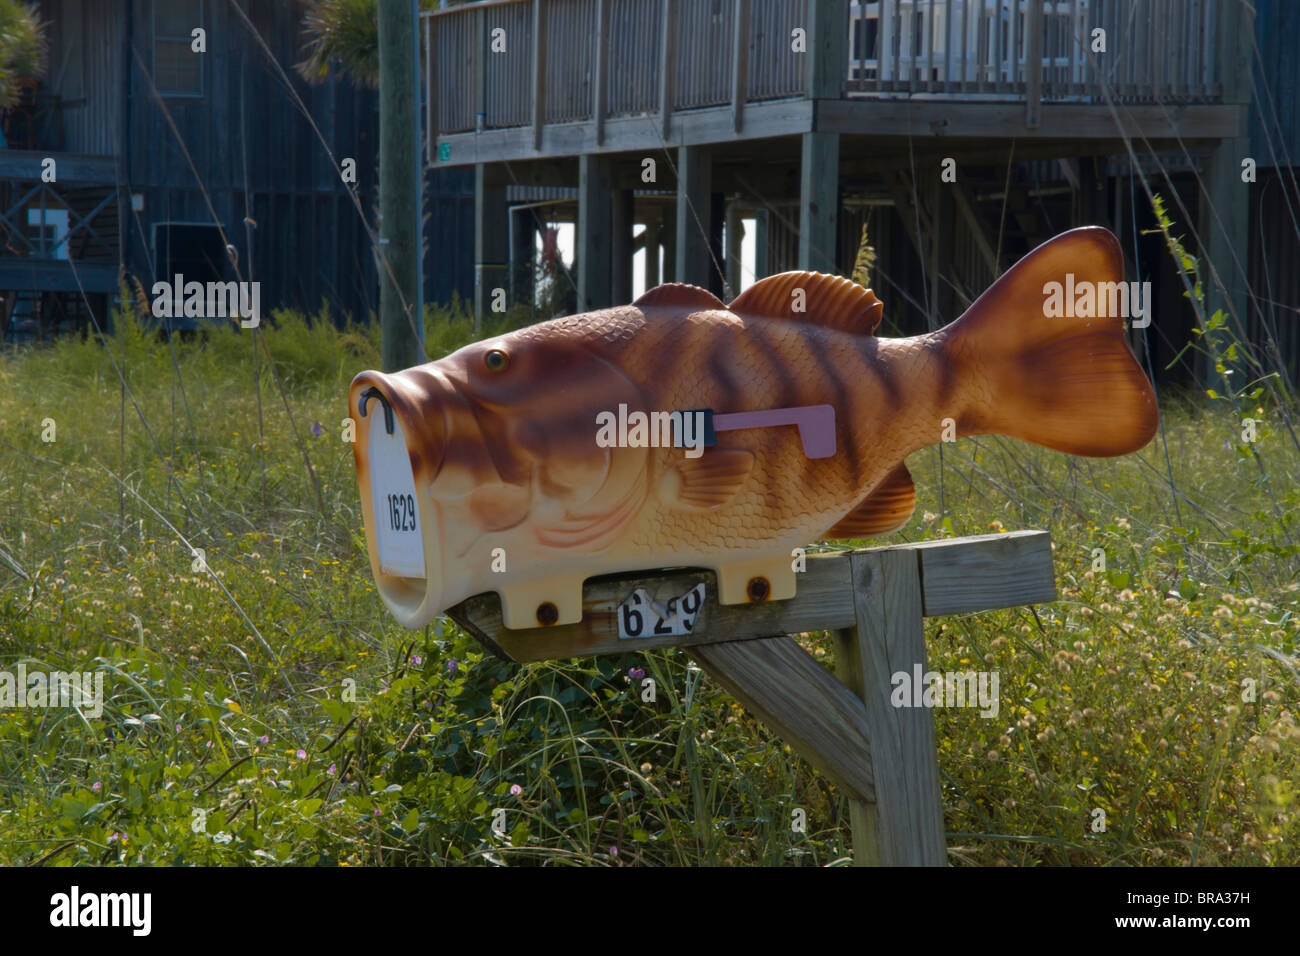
[119,1,382,321]
[1250,0,1300,170]
[38,0,125,155]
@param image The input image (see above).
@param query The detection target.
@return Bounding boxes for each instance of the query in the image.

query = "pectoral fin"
[661,449,754,511]
[826,463,916,538]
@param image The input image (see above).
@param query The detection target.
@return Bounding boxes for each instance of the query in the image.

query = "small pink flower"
[509,784,522,796]
[296,749,307,760]
[91,781,101,793]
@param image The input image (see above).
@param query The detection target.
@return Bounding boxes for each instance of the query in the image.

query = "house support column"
[578,154,614,310]
[510,207,536,312]
[799,131,840,273]
[725,202,744,298]
[1198,0,1254,388]
[611,187,634,304]
[676,145,713,290]
[474,164,509,328]
[661,203,677,283]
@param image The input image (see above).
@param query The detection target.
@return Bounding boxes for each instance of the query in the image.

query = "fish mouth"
[348,367,449,629]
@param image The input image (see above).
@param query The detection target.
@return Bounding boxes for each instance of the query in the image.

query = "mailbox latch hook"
[359,387,396,436]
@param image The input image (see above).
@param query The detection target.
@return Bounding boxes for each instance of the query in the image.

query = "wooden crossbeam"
[448,531,1054,663]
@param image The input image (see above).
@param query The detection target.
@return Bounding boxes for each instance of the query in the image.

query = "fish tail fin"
[941,226,1158,457]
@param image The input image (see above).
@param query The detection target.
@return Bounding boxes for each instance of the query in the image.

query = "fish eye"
[483,348,509,373]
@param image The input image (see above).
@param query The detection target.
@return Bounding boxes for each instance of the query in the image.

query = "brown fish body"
[351,227,1158,629]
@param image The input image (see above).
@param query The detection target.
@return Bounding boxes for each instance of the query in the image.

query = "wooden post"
[661,202,677,282]
[833,550,946,865]
[730,0,750,133]
[806,0,847,100]
[510,207,535,310]
[578,154,614,310]
[676,145,713,289]
[378,0,425,371]
[474,3,486,132]
[594,0,610,145]
[474,164,509,329]
[423,12,436,166]
[1199,0,1254,390]
[800,0,844,274]
[1024,0,1044,129]
[659,0,676,139]
[611,187,634,305]
[532,0,547,150]
[800,132,840,273]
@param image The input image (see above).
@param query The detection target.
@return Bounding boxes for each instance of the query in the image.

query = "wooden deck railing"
[424,0,1222,143]
[846,0,1219,103]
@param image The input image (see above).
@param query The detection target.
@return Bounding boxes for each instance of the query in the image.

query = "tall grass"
[0,262,1296,865]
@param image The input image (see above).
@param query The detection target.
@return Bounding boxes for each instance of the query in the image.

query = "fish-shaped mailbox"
[350,227,1157,630]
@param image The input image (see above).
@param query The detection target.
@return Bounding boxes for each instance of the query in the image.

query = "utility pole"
[378,0,425,371]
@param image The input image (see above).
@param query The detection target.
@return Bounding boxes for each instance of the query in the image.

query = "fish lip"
[348,367,446,629]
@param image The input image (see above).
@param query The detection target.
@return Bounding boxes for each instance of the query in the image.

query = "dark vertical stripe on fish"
[804,327,861,486]
[744,319,801,410]
[708,333,742,414]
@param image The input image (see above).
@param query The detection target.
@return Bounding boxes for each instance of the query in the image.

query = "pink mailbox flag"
[684,404,837,458]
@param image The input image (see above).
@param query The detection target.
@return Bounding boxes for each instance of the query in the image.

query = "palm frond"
[0,0,47,110]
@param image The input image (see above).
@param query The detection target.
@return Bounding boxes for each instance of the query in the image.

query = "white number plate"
[369,416,425,578]
[618,583,705,640]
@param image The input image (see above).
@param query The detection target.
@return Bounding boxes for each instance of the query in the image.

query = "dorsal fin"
[634,283,727,311]
[728,272,884,335]
[825,463,915,538]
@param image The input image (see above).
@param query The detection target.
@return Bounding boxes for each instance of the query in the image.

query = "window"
[154,0,203,95]
[27,208,70,260]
